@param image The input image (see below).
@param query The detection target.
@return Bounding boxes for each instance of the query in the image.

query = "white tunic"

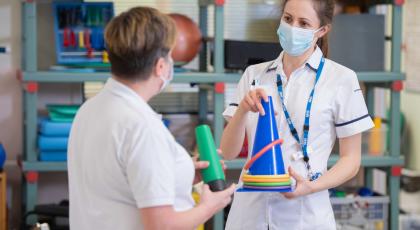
[223,47,374,230]
[68,78,195,230]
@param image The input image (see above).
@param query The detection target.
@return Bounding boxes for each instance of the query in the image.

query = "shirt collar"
[267,46,323,74]
[306,46,323,71]
[104,77,160,118]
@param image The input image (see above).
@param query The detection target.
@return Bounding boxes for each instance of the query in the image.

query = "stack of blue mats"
[38,119,72,161]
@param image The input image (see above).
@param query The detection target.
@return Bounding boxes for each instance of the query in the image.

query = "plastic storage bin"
[400,215,420,230]
[331,195,389,230]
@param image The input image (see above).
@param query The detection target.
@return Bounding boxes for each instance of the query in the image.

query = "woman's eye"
[284,16,292,23]
[300,22,309,28]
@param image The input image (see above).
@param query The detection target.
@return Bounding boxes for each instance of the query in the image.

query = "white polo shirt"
[68,78,195,230]
[223,47,374,230]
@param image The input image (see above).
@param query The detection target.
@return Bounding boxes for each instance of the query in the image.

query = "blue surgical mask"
[277,21,322,56]
[159,57,174,93]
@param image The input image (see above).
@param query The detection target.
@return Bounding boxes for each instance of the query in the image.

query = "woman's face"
[281,0,321,30]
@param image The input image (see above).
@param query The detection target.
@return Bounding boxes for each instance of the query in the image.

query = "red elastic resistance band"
[243,139,283,170]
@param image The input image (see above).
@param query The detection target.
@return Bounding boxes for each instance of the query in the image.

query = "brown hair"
[104,7,176,81]
[281,0,335,57]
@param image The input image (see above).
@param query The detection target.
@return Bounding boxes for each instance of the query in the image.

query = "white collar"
[104,77,160,118]
[266,46,324,74]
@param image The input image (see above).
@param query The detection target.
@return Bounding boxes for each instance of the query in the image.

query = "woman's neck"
[283,45,316,79]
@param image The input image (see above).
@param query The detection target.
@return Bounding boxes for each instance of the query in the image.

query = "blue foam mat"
[38,136,68,151]
[39,152,67,162]
[39,119,72,137]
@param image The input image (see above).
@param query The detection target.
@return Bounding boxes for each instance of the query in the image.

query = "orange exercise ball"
[169,13,202,66]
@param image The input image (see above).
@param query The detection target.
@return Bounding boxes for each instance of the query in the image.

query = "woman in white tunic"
[220,0,374,229]
[68,7,235,230]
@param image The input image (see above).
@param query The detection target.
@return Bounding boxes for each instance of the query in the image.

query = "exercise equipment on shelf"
[0,143,6,170]
[169,13,202,66]
[238,96,292,193]
[37,105,80,162]
[53,2,113,65]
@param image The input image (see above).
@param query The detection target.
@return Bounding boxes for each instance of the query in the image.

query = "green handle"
[195,125,226,191]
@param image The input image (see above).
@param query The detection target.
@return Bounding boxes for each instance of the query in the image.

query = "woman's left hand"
[283,166,314,199]
[193,149,227,185]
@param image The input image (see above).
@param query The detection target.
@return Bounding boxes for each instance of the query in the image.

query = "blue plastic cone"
[249,96,286,176]
[237,96,291,193]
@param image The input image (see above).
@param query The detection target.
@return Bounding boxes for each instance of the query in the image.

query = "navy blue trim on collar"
[266,61,277,73]
[335,114,371,127]
[305,63,318,72]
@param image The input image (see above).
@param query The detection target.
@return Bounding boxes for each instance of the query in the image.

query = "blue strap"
[277,57,325,175]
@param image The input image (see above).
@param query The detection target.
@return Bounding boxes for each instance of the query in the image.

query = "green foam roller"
[195,125,226,191]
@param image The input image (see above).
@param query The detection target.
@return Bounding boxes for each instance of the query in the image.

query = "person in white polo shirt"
[67,7,235,230]
[220,0,374,229]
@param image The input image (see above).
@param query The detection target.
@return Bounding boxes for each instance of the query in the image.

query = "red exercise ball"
[169,13,202,65]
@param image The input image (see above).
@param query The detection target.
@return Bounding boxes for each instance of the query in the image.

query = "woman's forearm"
[310,134,362,193]
[140,204,213,230]
[310,153,361,193]
[168,204,216,230]
[141,184,236,230]
[220,107,248,160]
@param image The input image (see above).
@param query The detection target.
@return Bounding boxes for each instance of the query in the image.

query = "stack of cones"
[242,174,291,191]
[238,96,292,192]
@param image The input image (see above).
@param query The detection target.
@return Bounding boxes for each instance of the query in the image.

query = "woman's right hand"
[238,88,269,116]
[199,184,236,214]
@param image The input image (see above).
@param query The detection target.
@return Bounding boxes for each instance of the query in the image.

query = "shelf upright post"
[22,0,38,163]
[365,85,375,188]
[199,2,208,72]
[22,0,39,224]
[198,1,209,124]
[389,2,403,230]
[212,1,226,229]
[212,0,225,147]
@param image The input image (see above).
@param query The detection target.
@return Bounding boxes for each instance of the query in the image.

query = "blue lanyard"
[276,57,325,179]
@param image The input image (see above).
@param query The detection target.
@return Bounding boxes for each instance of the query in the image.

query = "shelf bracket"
[25,171,39,184]
[199,0,225,6]
[215,0,225,6]
[391,80,403,92]
[24,82,39,93]
[215,82,225,94]
[391,166,402,177]
[394,0,405,6]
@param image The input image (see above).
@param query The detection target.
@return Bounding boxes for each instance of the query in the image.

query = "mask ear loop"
[313,26,325,49]
[314,25,327,39]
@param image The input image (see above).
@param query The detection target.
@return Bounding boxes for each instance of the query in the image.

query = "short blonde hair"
[105,7,176,80]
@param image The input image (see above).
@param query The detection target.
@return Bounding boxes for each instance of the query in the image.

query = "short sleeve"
[223,69,250,120]
[124,123,176,209]
[334,72,374,138]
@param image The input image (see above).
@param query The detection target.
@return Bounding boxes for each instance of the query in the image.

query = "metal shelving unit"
[22,71,404,83]
[20,0,229,227]
[20,0,405,229]
[226,155,405,170]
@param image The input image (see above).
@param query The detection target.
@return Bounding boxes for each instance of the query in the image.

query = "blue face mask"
[277,21,322,56]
